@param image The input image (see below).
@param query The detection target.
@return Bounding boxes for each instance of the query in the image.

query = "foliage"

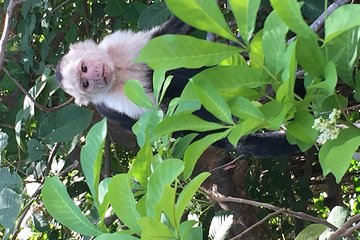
[0,0,360,239]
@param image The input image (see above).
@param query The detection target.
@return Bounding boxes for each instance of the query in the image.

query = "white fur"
[58,27,159,119]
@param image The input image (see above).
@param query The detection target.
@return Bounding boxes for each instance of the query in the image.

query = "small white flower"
[312,108,341,144]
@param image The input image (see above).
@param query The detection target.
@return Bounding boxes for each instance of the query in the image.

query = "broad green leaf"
[319,127,360,183]
[173,133,198,159]
[308,62,337,95]
[0,167,22,192]
[261,101,293,130]
[0,188,22,229]
[165,0,237,42]
[146,159,184,218]
[227,118,263,147]
[324,4,360,43]
[229,0,261,44]
[192,66,268,99]
[131,141,152,188]
[153,114,225,139]
[249,30,264,69]
[138,35,239,70]
[138,218,176,239]
[95,234,139,240]
[15,107,30,150]
[229,96,264,120]
[192,80,234,124]
[42,177,103,236]
[179,220,200,240]
[175,172,210,225]
[324,27,360,87]
[183,129,230,179]
[39,104,93,144]
[103,0,126,17]
[286,111,318,145]
[156,185,176,227]
[98,178,111,220]
[124,80,155,109]
[80,118,107,206]
[276,41,297,102]
[27,139,45,162]
[133,110,163,147]
[108,174,141,234]
[152,70,166,105]
[296,36,326,77]
[138,2,170,30]
[270,0,317,39]
[262,11,289,74]
[295,224,326,240]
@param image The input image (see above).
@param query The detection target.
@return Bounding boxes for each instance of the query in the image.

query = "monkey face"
[56,40,115,106]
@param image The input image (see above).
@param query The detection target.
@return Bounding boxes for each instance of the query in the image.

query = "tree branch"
[1,66,74,112]
[0,0,22,68]
[329,214,360,240]
[212,195,339,231]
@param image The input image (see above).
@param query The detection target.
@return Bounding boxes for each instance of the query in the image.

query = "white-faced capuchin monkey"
[55,17,299,157]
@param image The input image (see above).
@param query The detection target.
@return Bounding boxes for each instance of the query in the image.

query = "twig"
[213,195,338,231]
[329,214,360,240]
[309,0,352,33]
[1,66,74,112]
[0,0,22,67]
[43,143,60,178]
[343,222,360,238]
[209,155,243,173]
[229,210,284,240]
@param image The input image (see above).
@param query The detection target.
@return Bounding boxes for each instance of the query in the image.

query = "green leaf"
[319,127,360,183]
[192,66,268,99]
[146,159,184,218]
[124,80,155,110]
[262,11,289,74]
[227,118,263,147]
[108,174,141,234]
[42,177,103,236]
[175,172,210,225]
[138,218,176,239]
[286,111,318,145]
[229,96,264,120]
[103,0,126,17]
[295,224,326,240]
[173,133,198,159]
[324,27,360,87]
[179,220,201,240]
[320,206,348,239]
[95,234,139,240]
[192,80,234,124]
[131,141,152,188]
[261,101,292,130]
[98,178,111,219]
[229,0,261,45]
[0,167,22,192]
[183,129,230,179]
[138,2,170,30]
[0,188,22,229]
[153,114,225,139]
[133,110,163,147]
[270,0,317,39]
[80,118,107,206]
[27,139,45,162]
[39,104,93,144]
[165,0,237,42]
[276,41,297,102]
[138,35,239,70]
[296,36,326,77]
[249,30,264,69]
[324,4,360,43]
[308,62,337,95]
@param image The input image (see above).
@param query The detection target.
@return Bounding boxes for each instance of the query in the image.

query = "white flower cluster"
[312,109,341,144]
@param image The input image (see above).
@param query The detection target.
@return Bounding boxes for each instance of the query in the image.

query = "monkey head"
[55,40,115,106]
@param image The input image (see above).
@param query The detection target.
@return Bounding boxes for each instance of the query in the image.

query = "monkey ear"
[69,40,97,51]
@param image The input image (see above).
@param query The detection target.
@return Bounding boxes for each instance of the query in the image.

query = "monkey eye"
[82,79,89,89]
[81,63,87,73]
